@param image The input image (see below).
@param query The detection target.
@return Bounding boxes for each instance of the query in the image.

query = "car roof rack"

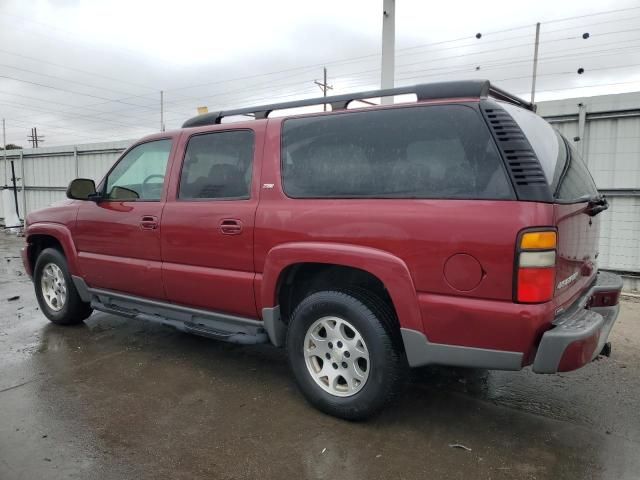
[182,79,534,128]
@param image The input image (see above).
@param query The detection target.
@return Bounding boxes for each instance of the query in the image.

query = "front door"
[74,138,175,300]
[161,127,262,318]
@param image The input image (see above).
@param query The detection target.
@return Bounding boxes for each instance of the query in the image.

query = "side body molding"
[259,242,423,331]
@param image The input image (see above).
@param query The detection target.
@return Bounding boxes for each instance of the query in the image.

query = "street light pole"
[2,118,6,186]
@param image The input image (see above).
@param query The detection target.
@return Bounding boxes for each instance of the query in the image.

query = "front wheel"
[33,248,92,325]
[286,290,405,420]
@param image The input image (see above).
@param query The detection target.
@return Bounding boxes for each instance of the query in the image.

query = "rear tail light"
[516,229,557,303]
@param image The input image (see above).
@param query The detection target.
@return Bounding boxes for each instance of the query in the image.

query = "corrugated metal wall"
[1,92,639,290]
[538,92,640,290]
[1,140,132,216]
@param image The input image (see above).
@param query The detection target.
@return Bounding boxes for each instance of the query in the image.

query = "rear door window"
[281,105,513,199]
[179,130,254,200]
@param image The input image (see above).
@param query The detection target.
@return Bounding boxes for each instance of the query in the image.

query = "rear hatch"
[501,103,605,312]
[552,139,603,311]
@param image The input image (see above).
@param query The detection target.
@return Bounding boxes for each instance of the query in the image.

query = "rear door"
[160,124,264,318]
[74,137,175,300]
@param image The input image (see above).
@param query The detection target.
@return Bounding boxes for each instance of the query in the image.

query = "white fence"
[2,92,639,290]
[538,92,640,289]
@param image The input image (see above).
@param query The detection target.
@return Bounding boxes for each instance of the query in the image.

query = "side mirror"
[66,178,97,200]
[109,186,139,200]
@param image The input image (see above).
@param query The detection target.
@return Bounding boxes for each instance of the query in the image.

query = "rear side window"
[281,105,513,199]
[499,102,598,201]
[179,130,254,200]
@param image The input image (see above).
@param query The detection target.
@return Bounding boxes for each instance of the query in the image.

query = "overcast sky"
[0,0,639,147]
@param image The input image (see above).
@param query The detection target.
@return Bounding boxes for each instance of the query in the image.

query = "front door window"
[105,139,172,201]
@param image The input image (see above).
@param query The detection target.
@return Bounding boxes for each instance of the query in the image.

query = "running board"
[77,281,268,345]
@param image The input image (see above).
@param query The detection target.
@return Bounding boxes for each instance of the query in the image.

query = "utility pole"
[2,118,6,186]
[530,22,541,105]
[314,67,333,111]
[381,0,396,105]
[27,127,44,148]
[160,90,165,132]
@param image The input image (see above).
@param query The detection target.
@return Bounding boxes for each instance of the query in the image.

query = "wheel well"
[28,235,64,269]
[277,263,399,325]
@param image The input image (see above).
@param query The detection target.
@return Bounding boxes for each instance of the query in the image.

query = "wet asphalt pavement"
[1,234,639,480]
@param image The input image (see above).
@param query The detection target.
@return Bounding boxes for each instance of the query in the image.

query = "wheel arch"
[26,223,80,276]
[259,242,423,332]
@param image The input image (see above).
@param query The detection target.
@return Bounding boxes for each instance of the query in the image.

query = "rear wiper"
[578,194,609,216]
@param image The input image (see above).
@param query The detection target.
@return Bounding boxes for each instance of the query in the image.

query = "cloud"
[0,0,639,146]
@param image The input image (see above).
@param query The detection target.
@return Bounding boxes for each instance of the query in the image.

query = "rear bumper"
[532,271,623,373]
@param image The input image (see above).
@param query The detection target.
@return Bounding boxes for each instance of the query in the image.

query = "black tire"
[286,290,406,420]
[33,248,92,325]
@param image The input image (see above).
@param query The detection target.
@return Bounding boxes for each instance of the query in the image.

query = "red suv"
[22,80,622,419]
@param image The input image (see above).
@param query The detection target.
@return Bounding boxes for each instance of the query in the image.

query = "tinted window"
[499,102,559,185]
[179,130,254,200]
[281,105,512,199]
[106,139,171,200]
[555,138,598,200]
[499,102,598,201]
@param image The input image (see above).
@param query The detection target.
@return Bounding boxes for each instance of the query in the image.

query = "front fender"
[260,242,423,331]
[25,222,80,276]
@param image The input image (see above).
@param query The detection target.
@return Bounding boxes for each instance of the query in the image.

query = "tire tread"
[34,247,92,325]
[287,289,406,420]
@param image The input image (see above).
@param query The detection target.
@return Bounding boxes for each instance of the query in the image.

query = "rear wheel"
[286,290,405,420]
[34,248,92,325]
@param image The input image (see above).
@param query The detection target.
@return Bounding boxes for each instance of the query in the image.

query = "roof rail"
[182,80,534,128]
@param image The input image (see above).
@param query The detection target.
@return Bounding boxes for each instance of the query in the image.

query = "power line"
[3,116,144,144]
[165,33,640,112]
[0,48,157,92]
[2,5,639,144]
[0,99,158,132]
[0,89,180,130]
[1,4,637,111]
[2,12,636,123]
[525,79,640,95]
[157,5,640,94]
[0,13,156,64]
[53,25,640,118]
[397,29,640,70]
[0,73,170,114]
[393,40,640,82]
[0,62,153,99]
